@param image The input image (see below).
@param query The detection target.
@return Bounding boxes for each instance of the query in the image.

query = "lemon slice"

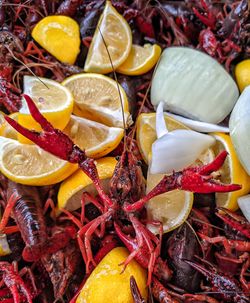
[0,136,77,186]
[63,115,123,158]
[211,133,250,211]
[62,73,131,128]
[117,44,162,76]
[32,15,80,64]
[0,112,18,140]
[18,76,73,144]
[84,1,132,73]
[136,113,189,163]
[57,157,117,212]
[77,247,147,303]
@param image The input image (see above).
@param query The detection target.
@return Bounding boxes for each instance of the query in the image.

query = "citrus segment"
[76,247,147,303]
[136,113,189,163]
[32,15,80,64]
[62,73,131,128]
[84,1,132,73]
[18,76,73,144]
[117,44,162,75]
[57,157,117,212]
[63,115,123,158]
[211,133,250,211]
[0,136,77,186]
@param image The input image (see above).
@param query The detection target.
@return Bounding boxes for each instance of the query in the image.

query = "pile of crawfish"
[0,1,250,302]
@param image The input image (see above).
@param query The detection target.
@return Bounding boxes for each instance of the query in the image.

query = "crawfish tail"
[7,181,47,261]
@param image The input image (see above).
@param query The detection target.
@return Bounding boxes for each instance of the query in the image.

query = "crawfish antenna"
[97,25,127,151]
[5,45,49,89]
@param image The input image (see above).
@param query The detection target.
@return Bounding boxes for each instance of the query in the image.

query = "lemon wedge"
[0,136,77,186]
[211,133,250,211]
[136,113,189,163]
[32,15,80,64]
[18,76,73,144]
[57,157,117,212]
[0,112,18,140]
[62,73,131,128]
[146,166,194,234]
[117,44,162,76]
[84,1,132,73]
[77,247,147,303]
[63,115,123,158]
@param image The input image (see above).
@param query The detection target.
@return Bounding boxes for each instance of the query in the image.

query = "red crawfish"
[0,181,81,300]
[185,259,250,303]
[5,94,241,300]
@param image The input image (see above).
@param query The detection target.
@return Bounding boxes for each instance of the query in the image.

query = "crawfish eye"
[137,160,142,166]
[115,156,120,161]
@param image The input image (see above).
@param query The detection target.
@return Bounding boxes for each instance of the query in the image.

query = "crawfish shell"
[166,224,201,292]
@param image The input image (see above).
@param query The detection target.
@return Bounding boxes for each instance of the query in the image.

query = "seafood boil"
[0,1,250,303]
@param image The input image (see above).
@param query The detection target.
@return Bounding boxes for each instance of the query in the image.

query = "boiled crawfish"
[0,180,82,300]
[4,94,242,302]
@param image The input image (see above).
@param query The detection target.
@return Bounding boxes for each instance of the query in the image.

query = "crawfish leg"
[0,193,19,231]
[77,211,111,273]
[240,254,250,292]
[0,262,33,303]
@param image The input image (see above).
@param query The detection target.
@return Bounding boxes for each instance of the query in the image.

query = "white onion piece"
[229,86,250,174]
[156,101,168,138]
[150,104,215,174]
[166,112,229,133]
[237,195,250,222]
[151,47,239,123]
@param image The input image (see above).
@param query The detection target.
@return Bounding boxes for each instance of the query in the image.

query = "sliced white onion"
[156,101,168,138]
[237,195,250,222]
[150,104,215,174]
[229,86,250,174]
[151,47,239,124]
[166,112,229,133]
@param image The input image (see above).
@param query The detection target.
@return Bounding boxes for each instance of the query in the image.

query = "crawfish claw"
[5,95,85,163]
[179,151,241,193]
